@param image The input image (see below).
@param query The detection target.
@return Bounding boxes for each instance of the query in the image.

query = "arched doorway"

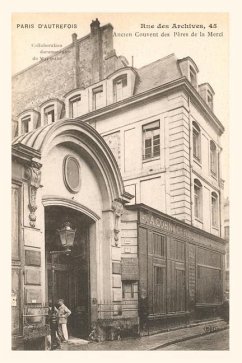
[45,205,95,338]
[12,119,133,345]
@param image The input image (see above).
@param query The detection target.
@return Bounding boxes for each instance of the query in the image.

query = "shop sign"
[140,211,223,248]
[121,258,139,280]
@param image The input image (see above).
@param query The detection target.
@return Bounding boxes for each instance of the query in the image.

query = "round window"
[63,155,81,193]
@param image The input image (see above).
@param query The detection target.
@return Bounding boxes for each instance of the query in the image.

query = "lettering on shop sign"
[140,211,222,247]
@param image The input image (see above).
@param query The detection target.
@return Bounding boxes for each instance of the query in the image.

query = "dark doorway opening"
[45,205,94,339]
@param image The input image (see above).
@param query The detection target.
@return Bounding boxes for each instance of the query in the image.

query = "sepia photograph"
[9,12,231,352]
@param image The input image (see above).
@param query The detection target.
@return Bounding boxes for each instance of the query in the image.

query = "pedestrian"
[56,299,71,343]
[139,290,149,335]
[46,302,60,349]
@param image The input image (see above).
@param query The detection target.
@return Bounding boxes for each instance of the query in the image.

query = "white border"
[1,1,242,362]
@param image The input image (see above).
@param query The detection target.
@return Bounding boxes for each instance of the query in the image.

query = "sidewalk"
[61,319,228,350]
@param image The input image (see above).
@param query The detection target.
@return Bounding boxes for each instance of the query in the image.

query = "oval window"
[63,155,81,193]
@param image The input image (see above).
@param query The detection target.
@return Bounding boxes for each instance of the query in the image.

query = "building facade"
[224,197,229,294]
[12,19,226,349]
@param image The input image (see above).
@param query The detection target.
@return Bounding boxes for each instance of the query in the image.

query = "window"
[63,155,81,193]
[225,250,229,269]
[92,86,103,110]
[211,192,219,227]
[175,269,185,312]
[190,66,197,88]
[194,179,202,220]
[210,141,217,176]
[207,90,213,110]
[113,75,127,102]
[143,121,160,160]
[224,226,229,239]
[44,105,55,124]
[21,115,31,134]
[152,233,166,257]
[122,281,135,299]
[69,95,81,118]
[192,121,201,161]
[197,265,222,304]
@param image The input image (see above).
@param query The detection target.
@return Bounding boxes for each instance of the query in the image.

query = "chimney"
[72,33,79,88]
[90,18,103,82]
[90,18,100,33]
[72,33,77,43]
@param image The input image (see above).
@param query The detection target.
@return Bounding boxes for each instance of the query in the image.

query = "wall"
[41,145,103,217]
[190,101,222,235]
[97,90,193,223]
[12,23,122,121]
[120,209,139,319]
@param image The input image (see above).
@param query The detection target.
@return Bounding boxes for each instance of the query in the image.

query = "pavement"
[61,318,229,351]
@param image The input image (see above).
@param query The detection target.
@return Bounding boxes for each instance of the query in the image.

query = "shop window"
[175,241,185,262]
[92,86,103,110]
[21,115,31,134]
[190,66,197,88]
[211,191,219,228]
[44,105,55,124]
[143,121,160,160]
[197,265,222,304]
[194,179,203,220]
[152,233,166,257]
[69,95,81,118]
[210,140,217,176]
[192,121,201,161]
[153,266,166,314]
[122,281,135,299]
[113,74,127,102]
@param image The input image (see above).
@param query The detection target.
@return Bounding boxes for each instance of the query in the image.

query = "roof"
[135,54,182,94]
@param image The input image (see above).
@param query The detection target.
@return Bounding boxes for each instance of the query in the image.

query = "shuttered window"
[153,266,166,314]
[44,105,55,124]
[70,95,81,118]
[153,233,166,257]
[176,269,186,312]
[113,75,127,102]
[92,86,103,110]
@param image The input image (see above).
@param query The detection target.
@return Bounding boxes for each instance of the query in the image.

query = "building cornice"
[70,77,224,135]
[12,143,41,166]
[127,203,225,245]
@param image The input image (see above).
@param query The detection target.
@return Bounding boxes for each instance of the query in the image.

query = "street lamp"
[50,221,76,350]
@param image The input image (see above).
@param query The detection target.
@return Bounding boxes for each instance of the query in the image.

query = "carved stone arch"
[13,119,133,210]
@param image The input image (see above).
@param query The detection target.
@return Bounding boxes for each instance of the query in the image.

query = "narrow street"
[157,329,229,350]
[60,320,229,351]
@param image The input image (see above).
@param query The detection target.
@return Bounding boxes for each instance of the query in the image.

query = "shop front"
[124,204,225,334]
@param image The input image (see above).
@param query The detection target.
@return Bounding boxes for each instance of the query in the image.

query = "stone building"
[11,19,226,349]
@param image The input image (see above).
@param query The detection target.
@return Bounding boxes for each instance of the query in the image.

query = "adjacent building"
[224,197,229,295]
[11,19,226,349]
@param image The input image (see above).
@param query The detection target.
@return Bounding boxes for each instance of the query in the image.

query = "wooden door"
[69,260,89,338]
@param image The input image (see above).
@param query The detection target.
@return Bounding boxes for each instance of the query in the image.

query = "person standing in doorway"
[57,299,71,342]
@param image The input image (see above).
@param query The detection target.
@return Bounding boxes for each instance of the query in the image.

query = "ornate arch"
[12,119,133,210]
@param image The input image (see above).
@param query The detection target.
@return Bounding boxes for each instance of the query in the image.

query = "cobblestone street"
[158,329,229,350]
[60,319,228,351]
